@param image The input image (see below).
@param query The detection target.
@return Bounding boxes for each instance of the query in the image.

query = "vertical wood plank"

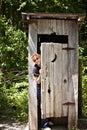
[38,19,49,34]
[54,43,63,117]
[62,43,68,117]
[38,19,57,35]
[41,43,55,118]
[56,20,62,35]
[41,43,48,118]
[49,20,57,33]
[41,43,69,118]
[28,18,79,130]
[67,20,78,130]
[29,21,37,54]
[60,20,69,117]
[72,74,78,128]
[49,43,54,117]
[29,21,38,130]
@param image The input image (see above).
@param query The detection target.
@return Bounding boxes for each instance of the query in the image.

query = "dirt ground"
[0,121,26,130]
[0,121,87,130]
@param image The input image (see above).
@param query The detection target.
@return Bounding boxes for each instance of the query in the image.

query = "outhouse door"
[41,42,78,124]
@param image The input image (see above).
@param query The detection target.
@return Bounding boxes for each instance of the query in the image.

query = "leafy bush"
[79,21,87,117]
[0,16,28,121]
[82,74,87,117]
[0,81,28,121]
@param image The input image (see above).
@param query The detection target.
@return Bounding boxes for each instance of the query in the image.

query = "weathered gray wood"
[28,15,79,130]
[29,21,38,130]
[41,37,78,129]
[41,43,69,118]
[49,20,57,34]
[38,19,49,34]
[29,20,37,54]
[38,19,57,34]
[67,20,78,130]
[41,43,48,118]
[62,43,68,117]
[72,74,78,127]
[22,13,85,22]
[67,21,75,129]
[54,43,63,117]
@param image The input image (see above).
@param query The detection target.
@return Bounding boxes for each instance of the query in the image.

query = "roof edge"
[21,12,86,21]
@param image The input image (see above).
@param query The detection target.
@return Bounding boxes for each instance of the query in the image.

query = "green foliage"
[78,14,87,117]
[18,0,87,13]
[0,20,28,70]
[82,74,87,117]
[0,82,28,121]
[0,0,87,120]
[0,16,28,71]
[0,16,28,121]
[71,126,80,130]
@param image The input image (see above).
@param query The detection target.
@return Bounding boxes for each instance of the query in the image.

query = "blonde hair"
[31,53,40,62]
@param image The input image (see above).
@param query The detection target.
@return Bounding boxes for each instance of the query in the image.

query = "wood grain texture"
[41,43,69,118]
[29,21,38,130]
[29,18,78,130]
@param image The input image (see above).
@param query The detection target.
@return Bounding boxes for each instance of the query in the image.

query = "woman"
[31,53,51,130]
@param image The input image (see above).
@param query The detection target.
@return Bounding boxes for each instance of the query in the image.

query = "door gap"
[37,34,68,53]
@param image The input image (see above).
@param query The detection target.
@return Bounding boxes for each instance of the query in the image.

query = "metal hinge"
[62,47,75,51]
[62,102,75,105]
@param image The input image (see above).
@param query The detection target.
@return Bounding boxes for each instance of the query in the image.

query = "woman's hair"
[31,53,40,62]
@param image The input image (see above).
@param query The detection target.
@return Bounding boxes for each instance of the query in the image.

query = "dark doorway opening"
[37,34,68,53]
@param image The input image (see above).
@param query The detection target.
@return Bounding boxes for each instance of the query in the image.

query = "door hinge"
[62,47,75,51]
[62,102,75,105]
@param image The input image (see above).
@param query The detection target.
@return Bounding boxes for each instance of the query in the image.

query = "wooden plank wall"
[41,43,68,118]
[39,19,78,129]
[29,20,38,130]
[67,20,78,130]
[29,19,78,130]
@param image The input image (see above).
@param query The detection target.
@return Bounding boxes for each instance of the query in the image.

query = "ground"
[0,121,26,130]
[0,120,87,130]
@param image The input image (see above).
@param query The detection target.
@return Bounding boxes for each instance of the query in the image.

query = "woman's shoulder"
[33,64,40,74]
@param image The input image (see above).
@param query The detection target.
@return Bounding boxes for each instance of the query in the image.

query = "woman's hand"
[39,69,43,75]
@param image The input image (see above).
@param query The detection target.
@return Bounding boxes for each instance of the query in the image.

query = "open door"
[41,42,69,118]
[41,42,77,129]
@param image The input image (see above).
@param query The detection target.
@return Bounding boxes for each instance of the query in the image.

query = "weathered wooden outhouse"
[22,13,85,130]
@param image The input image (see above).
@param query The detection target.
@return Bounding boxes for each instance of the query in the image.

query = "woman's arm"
[34,74,41,84]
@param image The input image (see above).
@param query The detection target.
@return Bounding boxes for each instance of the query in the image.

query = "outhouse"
[22,13,85,130]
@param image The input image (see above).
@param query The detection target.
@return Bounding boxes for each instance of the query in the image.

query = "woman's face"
[33,55,41,67]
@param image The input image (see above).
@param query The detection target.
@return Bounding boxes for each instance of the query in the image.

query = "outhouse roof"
[21,12,85,21]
